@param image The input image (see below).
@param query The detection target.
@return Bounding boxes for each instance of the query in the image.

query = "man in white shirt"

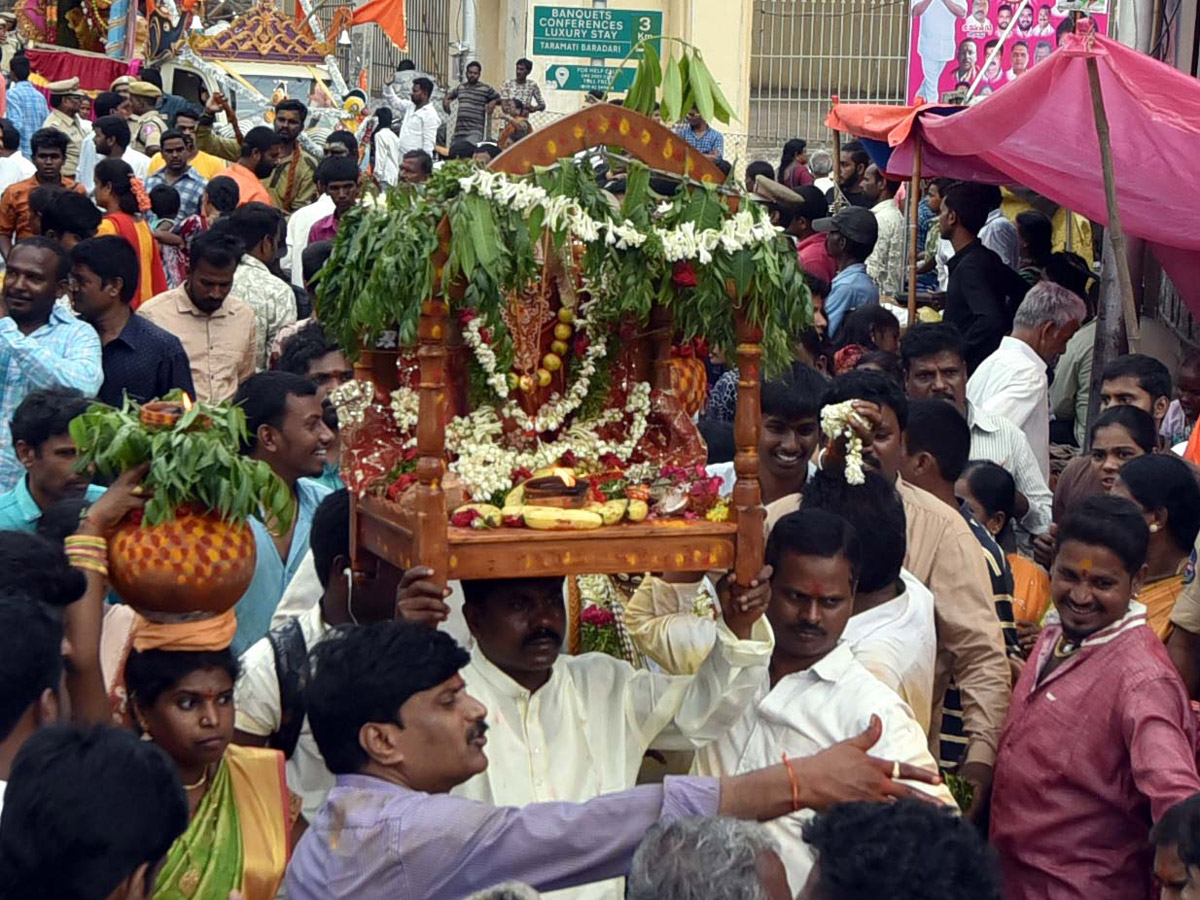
[967,281,1087,481]
[235,490,406,822]
[800,469,936,734]
[77,116,150,196]
[398,564,775,900]
[902,322,1052,541]
[397,76,439,156]
[912,0,968,102]
[860,164,906,297]
[978,186,1020,271]
[626,468,937,739]
[284,192,334,289]
[0,119,34,196]
[692,508,954,894]
[373,107,403,187]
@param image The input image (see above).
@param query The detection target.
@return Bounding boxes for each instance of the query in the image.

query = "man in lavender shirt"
[286,621,943,900]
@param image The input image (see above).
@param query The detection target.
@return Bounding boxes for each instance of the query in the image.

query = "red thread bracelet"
[781,752,800,812]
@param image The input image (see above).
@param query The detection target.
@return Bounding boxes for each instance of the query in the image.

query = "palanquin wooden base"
[355,493,742,580]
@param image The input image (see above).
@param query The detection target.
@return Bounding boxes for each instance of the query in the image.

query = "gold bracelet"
[68,558,108,576]
[65,535,107,550]
[64,546,108,562]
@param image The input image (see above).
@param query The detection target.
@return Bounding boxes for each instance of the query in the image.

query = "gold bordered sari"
[1139,574,1186,642]
[152,744,290,900]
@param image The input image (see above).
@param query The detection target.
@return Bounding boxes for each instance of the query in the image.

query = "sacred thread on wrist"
[781,752,800,812]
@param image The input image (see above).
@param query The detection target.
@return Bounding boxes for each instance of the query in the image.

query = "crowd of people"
[0,46,1196,900]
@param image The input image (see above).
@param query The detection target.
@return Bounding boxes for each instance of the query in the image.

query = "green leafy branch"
[617,37,736,125]
[69,392,296,531]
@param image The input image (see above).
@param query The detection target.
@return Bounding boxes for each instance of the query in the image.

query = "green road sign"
[546,64,635,93]
[532,6,662,59]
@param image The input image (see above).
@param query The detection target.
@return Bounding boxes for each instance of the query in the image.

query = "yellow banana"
[523,506,604,531]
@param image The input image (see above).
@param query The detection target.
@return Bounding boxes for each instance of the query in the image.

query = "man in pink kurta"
[990,495,1200,900]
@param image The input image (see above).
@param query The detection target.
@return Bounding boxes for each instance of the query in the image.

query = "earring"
[345,567,359,625]
[1150,523,1161,533]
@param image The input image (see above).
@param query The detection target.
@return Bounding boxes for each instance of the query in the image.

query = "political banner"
[908,0,1110,105]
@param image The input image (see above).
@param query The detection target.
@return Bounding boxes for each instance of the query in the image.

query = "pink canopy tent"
[882,30,1200,317]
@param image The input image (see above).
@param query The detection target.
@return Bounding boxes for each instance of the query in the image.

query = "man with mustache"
[692,508,954,895]
[901,323,1052,546]
[288,618,944,900]
[990,495,1200,900]
[765,369,1010,822]
[0,238,102,491]
[398,569,776,900]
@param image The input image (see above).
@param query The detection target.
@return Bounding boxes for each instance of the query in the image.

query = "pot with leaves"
[69,393,296,617]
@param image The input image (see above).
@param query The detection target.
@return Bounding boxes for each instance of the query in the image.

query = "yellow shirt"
[148,150,226,180]
[1001,189,1094,266]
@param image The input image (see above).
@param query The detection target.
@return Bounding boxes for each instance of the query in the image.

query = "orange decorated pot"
[108,511,257,616]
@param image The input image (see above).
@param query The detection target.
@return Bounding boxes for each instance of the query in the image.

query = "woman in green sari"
[125,615,293,900]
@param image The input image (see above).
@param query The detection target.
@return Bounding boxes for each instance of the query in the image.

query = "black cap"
[813,206,879,246]
[793,185,829,223]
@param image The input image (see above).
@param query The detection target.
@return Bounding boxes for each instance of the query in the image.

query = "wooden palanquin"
[349,107,765,589]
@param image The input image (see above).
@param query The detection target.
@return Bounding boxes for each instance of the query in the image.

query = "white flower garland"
[456,170,780,263]
[445,381,653,500]
[462,301,610,435]
[820,401,867,486]
[461,316,511,398]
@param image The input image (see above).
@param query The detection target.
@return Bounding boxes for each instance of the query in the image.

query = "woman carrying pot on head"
[124,611,297,900]
[94,157,167,309]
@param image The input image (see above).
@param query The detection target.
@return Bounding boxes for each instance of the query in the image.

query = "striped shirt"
[447,81,501,143]
[939,506,1020,770]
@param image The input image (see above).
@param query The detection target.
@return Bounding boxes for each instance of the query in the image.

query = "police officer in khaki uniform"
[0,13,22,74]
[110,75,133,101]
[128,81,167,155]
[41,78,87,178]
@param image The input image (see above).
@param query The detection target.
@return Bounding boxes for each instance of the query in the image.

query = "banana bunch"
[622,41,735,126]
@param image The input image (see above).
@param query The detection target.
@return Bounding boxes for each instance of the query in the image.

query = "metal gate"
[314,0,451,96]
[749,0,912,152]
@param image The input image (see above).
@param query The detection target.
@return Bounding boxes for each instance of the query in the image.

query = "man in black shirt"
[825,140,873,209]
[68,236,194,406]
[939,182,1029,372]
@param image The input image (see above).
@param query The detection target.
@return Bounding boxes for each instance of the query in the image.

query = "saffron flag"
[350,0,406,50]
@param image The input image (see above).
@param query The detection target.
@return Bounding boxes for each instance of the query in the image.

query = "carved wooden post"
[650,303,673,393]
[731,287,765,587]
[412,297,451,597]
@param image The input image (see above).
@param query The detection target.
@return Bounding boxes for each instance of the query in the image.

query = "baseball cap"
[813,206,878,245]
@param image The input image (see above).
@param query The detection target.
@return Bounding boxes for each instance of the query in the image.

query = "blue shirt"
[0,475,106,533]
[674,123,725,159]
[7,83,49,159]
[824,263,880,339]
[231,478,331,655]
[307,464,344,493]
[145,166,208,221]
[0,306,103,491]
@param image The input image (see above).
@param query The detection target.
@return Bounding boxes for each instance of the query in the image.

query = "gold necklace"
[1053,635,1081,659]
[182,765,209,791]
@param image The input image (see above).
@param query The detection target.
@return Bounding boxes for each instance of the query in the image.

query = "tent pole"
[1086,54,1141,353]
[907,136,923,329]
[831,96,845,213]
